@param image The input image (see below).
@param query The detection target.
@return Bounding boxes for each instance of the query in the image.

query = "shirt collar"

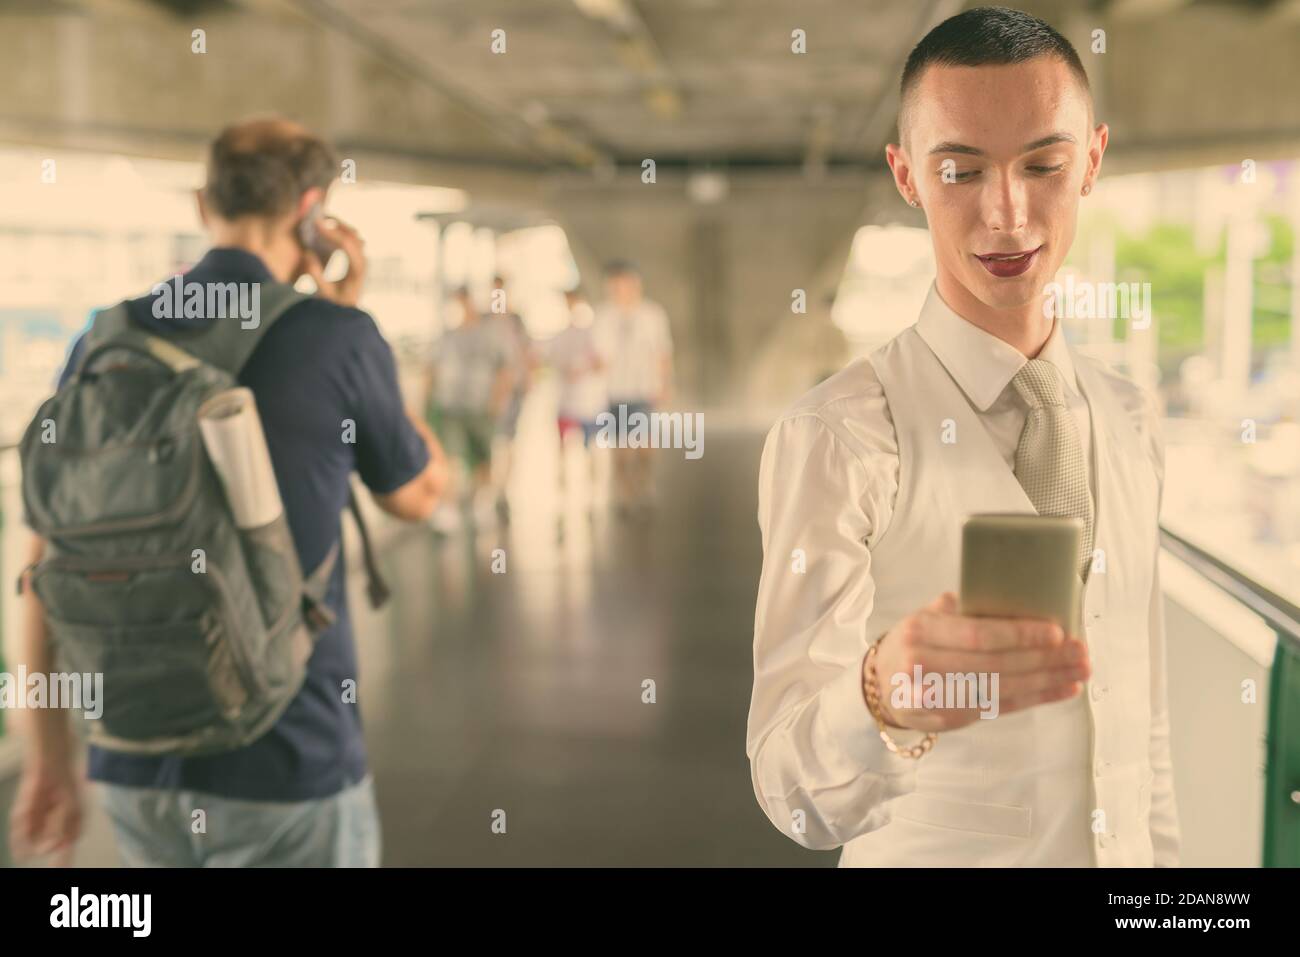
[189,246,276,284]
[130,247,279,331]
[915,281,1080,412]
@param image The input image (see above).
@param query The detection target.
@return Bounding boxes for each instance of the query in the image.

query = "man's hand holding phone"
[301,216,367,308]
[866,592,1090,732]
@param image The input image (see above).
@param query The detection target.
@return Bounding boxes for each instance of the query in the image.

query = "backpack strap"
[347,487,391,608]
[299,488,391,628]
[301,541,340,632]
[78,282,308,379]
[180,282,308,374]
[76,302,203,377]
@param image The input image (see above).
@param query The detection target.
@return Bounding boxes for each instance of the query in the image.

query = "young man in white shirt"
[747,7,1180,867]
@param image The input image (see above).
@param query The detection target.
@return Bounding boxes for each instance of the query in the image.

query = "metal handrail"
[1159,524,1300,657]
[1160,522,1300,868]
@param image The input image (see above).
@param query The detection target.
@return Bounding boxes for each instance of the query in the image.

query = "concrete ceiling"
[302,0,929,165]
[2,0,1299,184]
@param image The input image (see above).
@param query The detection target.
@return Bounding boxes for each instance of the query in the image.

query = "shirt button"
[1091,684,1107,701]
[1094,760,1109,777]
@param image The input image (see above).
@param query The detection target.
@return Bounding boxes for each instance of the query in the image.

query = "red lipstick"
[976,246,1042,278]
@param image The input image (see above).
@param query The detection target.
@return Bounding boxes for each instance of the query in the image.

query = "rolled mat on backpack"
[197,387,284,529]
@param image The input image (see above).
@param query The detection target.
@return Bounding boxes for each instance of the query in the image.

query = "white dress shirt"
[546,324,608,420]
[592,299,673,402]
[918,286,1094,491]
[747,282,1180,867]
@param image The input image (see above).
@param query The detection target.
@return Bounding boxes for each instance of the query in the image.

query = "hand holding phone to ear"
[302,216,367,308]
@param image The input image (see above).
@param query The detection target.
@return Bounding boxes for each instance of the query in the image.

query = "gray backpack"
[20,283,387,756]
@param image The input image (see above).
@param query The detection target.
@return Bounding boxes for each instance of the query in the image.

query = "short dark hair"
[204,116,338,219]
[898,7,1090,140]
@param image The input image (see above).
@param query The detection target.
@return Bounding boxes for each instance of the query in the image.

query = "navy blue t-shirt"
[56,247,429,802]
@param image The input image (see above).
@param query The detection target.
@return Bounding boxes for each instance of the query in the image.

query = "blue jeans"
[96,775,381,867]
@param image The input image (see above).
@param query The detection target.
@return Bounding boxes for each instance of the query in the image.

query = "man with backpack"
[8,116,448,867]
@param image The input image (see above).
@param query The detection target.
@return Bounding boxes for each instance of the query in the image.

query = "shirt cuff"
[819,651,935,775]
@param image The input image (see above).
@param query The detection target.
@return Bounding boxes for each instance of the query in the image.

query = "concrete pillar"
[690,216,729,405]
[546,169,868,412]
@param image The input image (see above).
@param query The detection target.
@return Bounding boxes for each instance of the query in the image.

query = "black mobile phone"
[297,201,337,267]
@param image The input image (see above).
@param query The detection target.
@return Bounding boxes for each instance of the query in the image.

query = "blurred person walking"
[592,260,674,516]
[545,287,607,511]
[486,275,534,525]
[425,286,516,531]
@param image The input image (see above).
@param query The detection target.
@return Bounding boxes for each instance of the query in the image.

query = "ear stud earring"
[1082,183,1092,196]
[909,198,920,207]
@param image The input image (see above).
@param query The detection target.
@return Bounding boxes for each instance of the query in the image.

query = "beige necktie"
[1010,359,1095,581]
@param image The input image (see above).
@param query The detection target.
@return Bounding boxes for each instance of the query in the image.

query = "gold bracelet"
[863,635,937,759]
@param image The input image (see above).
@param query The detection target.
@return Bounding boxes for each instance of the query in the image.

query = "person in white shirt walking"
[747,6,1180,867]
[592,260,674,515]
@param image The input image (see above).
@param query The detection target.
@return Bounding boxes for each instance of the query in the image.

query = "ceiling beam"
[571,0,683,119]
[287,0,613,170]
[848,0,965,156]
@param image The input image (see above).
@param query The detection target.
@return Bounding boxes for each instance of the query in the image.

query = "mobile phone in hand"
[960,513,1083,636]
[297,201,337,268]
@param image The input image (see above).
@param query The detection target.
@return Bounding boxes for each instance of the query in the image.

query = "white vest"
[838,326,1161,867]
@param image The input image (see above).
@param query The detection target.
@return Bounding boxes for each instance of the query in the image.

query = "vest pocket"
[892,792,1033,838]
